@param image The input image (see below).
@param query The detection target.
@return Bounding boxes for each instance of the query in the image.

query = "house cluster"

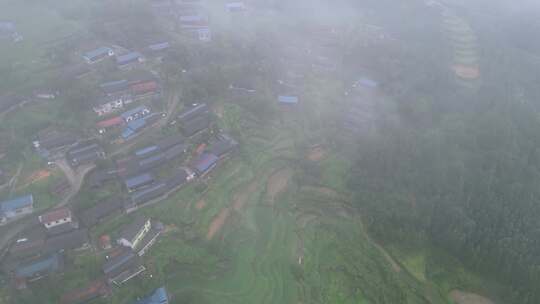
[2,206,90,289]
[93,71,161,117]
[92,72,164,141]
[33,130,106,166]
[150,0,212,42]
[101,215,164,286]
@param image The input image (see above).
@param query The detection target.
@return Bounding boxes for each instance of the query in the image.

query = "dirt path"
[357,215,401,273]
[449,290,495,304]
[266,168,293,203]
[55,159,95,207]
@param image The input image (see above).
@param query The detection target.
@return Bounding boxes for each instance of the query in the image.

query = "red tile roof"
[39,208,71,224]
[131,81,158,95]
[97,116,124,128]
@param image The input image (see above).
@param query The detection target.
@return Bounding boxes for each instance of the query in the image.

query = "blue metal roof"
[133,287,168,304]
[135,145,159,157]
[127,119,147,132]
[121,106,148,120]
[1,195,33,213]
[278,96,299,104]
[148,42,170,51]
[131,183,167,204]
[124,173,154,189]
[194,153,218,174]
[84,47,113,60]
[15,254,60,278]
[139,154,165,167]
[354,77,379,88]
[122,128,136,140]
[103,250,135,274]
[117,52,143,65]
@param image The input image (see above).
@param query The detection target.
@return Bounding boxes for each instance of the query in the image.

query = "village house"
[14,253,64,284]
[80,196,125,228]
[178,103,209,122]
[132,287,169,304]
[97,116,125,134]
[0,195,34,223]
[66,141,105,167]
[208,134,238,158]
[147,41,170,54]
[102,249,145,285]
[127,183,168,211]
[117,217,152,249]
[121,112,163,141]
[83,47,115,64]
[130,80,160,100]
[124,173,155,192]
[87,168,118,189]
[278,95,299,105]
[181,114,211,137]
[191,153,219,176]
[100,79,130,96]
[91,94,131,116]
[122,106,151,122]
[60,279,111,304]
[39,208,73,229]
[33,131,78,158]
[166,168,193,190]
[8,227,46,259]
[43,229,90,254]
[117,52,144,69]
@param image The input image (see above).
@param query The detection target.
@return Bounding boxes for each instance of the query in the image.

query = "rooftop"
[193,153,219,174]
[39,208,71,224]
[133,287,169,304]
[121,106,149,120]
[119,216,149,243]
[1,195,33,213]
[15,254,62,278]
[124,173,154,190]
[278,95,299,104]
[117,52,143,65]
[84,47,113,60]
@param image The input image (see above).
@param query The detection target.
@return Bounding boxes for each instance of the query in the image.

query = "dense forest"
[348,2,540,303]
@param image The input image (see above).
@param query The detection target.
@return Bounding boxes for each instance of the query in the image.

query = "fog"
[0,0,540,303]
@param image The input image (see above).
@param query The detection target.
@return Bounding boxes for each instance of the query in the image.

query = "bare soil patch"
[206,181,258,240]
[266,169,293,203]
[196,199,207,210]
[449,290,495,304]
[207,208,231,240]
[307,146,326,162]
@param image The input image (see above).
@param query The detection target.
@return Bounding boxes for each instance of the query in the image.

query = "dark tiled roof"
[43,229,89,254]
[118,216,148,243]
[181,114,210,137]
[80,197,124,227]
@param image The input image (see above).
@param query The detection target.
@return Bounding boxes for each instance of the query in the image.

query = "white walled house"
[39,208,72,229]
